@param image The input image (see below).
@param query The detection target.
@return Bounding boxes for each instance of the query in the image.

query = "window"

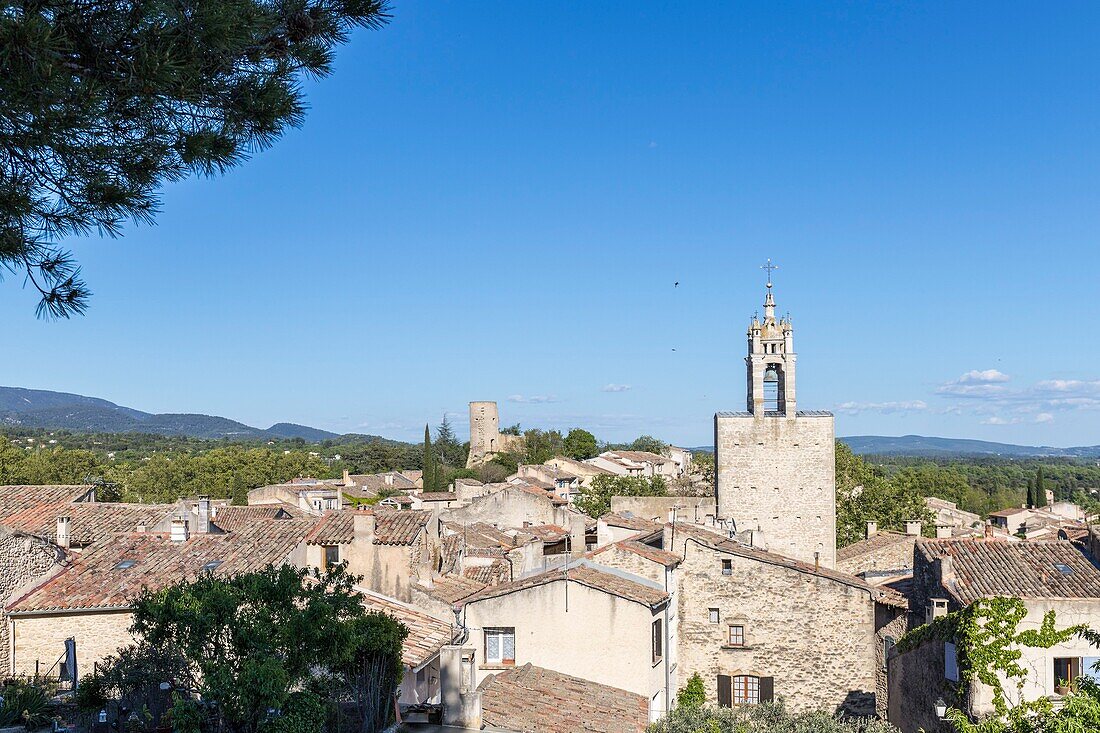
[718,675,774,707]
[652,619,664,664]
[721,559,733,576]
[323,545,340,567]
[202,560,222,573]
[1054,563,1074,576]
[728,625,745,647]
[485,628,515,665]
[732,675,760,704]
[709,608,720,624]
[1055,657,1082,686]
[113,559,136,570]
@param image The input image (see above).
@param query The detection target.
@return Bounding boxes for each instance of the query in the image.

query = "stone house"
[542,456,614,488]
[889,538,1100,733]
[341,470,421,501]
[515,464,581,502]
[248,478,341,515]
[441,484,573,529]
[586,450,678,478]
[0,526,65,674]
[836,525,920,578]
[5,515,316,676]
[303,508,436,603]
[456,562,673,722]
[597,512,663,546]
[666,523,908,717]
[925,497,982,535]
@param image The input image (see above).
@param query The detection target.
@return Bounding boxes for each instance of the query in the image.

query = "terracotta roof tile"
[917,538,1100,605]
[590,539,680,567]
[419,574,486,605]
[600,512,661,531]
[0,485,95,523]
[2,499,176,547]
[6,518,317,613]
[210,505,304,532]
[836,531,913,562]
[479,664,648,733]
[461,563,667,609]
[358,590,453,668]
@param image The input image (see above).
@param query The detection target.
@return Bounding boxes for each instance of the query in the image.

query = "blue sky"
[4,2,1100,447]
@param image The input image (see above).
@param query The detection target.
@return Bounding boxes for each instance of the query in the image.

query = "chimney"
[170,516,189,543]
[56,516,71,549]
[343,469,351,485]
[136,522,147,533]
[905,520,922,536]
[385,473,394,486]
[984,522,995,539]
[936,524,952,539]
[440,646,482,729]
[197,496,211,534]
[866,521,878,539]
[354,510,376,544]
[569,514,587,558]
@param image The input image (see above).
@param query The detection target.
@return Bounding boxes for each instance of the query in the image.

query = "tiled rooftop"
[917,538,1100,605]
[211,505,303,532]
[7,518,317,613]
[591,539,681,568]
[0,485,96,522]
[461,563,668,609]
[359,589,453,668]
[478,664,648,733]
[600,512,661,531]
[419,574,486,605]
[836,530,914,562]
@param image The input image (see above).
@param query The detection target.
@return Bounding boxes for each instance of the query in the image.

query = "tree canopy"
[563,428,599,460]
[574,474,668,518]
[1,0,389,317]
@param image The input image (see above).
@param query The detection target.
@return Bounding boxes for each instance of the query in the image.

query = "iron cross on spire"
[760,259,779,287]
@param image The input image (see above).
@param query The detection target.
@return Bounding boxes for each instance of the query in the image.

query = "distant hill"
[841,434,1100,458]
[0,386,339,441]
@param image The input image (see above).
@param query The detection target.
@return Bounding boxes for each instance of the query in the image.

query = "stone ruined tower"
[713,270,836,568]
[467,401,503,468]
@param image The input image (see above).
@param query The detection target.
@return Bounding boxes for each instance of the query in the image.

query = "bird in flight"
[674,281,679,287]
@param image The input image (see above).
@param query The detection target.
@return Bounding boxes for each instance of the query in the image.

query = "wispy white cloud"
[835,400,927,415]
[1035,413,1055,424]
[506,394,560,404]
[980,416,1023,425]
[602,384,632,393]
[936,369,1012,397]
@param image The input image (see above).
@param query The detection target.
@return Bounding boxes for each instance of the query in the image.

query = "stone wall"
[714,413,836,568]
[0,528,64,674]
[837,534,916,577]
[610,496,717,524]
[589,544,667,585]
[671,533,881,715]
[442,487,566,528]
[886,637,956,733]
[11,610,133,677]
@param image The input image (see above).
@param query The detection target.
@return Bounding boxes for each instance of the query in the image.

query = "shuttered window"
[717,675,732,707]
[718,675,774,706]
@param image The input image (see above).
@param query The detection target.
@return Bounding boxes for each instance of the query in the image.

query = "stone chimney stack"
[354,510,376,544]
[56,516,71,549]
[866,521,878,539]
[905,520,922,536]
[569,514,587,558]
[170,516,189,543]
[343,469,351,485]
[936,525,952,539]
[440,645,482,729]
[197,496,211,534]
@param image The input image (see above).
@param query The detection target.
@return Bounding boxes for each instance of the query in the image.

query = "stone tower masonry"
[714,276,836,568]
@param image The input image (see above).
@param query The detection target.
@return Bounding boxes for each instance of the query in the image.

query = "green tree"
[835,443,934,548]
[574,474,668,518]
[1026,478,1035,509]
[434,414,466,468]
[127,565,406,733]
[422,424,441,492]
[523,428,564,465]
[629,435,666,454]
[1035,467,1048,507]
[675,673,706,709]
[1,0,390,317]
[563,428,599,460]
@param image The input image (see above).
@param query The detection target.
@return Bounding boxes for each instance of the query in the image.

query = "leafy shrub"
[260,692,326,733]
[0,681,54,730]
[675,673,706,709]
[75,675,108,715]
[648,700,900,733]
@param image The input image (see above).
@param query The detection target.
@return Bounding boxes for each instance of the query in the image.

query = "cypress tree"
[1035,467,1047,507]
[422,424,439,493]
[1026,478,1035,508]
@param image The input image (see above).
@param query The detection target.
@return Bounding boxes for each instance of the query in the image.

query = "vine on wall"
[895,596,1083,716]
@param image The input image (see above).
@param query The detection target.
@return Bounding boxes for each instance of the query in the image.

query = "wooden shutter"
[759,676,774,703]
[717,675,732,707]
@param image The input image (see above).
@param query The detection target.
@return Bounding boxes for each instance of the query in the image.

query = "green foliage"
[0,680,53,730]
[896,596,1083,723]
[434,415,467,469]
[648,700,899,733]
[835,442,935,547]
[1035,467,1048,507]
[490,451,520,476]
[74,674,108,714]
[523,429,564,465]
[260,691,326,733]
[167,696,204,733]
[123,564,406,733]
[563,429,600,460]
[574,474,668,518]
[1,0,390,317]
[422,425,442,492]
[675,673,706,709]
